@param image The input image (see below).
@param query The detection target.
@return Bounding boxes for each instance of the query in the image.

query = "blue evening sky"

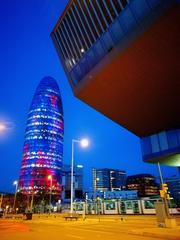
[0,0,178,192]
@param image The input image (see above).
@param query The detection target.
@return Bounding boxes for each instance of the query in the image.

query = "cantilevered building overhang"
[51,0,180,166]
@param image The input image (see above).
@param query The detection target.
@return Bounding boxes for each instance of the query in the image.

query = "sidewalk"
[129,226,180,240]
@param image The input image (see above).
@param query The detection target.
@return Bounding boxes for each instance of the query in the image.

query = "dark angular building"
[18,77,64,199]
[62,164,84,201]
[51,0,180,167]
[126,174,159,197]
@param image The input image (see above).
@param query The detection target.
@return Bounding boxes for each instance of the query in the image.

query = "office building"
[126,174,159,197]
[62,164,84,201]
[93,168,126,192]
[18,77,64,199]
[51,0,180,167]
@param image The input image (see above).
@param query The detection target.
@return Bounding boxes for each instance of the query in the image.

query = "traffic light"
[160,183,171,199]
[162,183,168,193]
[160,190,165,198]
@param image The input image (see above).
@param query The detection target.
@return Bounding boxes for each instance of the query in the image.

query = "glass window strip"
[95,0,108,28]
[117,0,124,10]
[109,0,119,17]
[57,28,72,64]
[102,0,114,22]
[53,32,66,60]
[59,25,76,65]
[62,20,78,61]
[53,32,66,61]
[76,0,96,43]
[83,0,100,37]
[121,0,128,7]
[67,11,86,52]
[63,17,81,58]
[69,7,89,50]
[60,23,75,61]
[89,1,104,33]
[73,2,92,47]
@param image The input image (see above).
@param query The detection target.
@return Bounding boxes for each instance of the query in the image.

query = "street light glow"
[0,123,6,132]
[80,138,89,148]
[13,181,18,185]
[48,175,52,180]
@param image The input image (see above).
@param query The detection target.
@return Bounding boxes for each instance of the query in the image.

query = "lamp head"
[80,138,89,148]
[48,175,52,180]
[13,181,18,186]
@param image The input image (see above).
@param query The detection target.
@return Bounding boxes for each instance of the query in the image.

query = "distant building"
[0,192,27,213]
[126,174,159,197]
[0,192,13,208]
[93,168,126,192]
[165,177,180,204]
[18,77,64,200]
[51,0,180,168]
[62,164,83,201]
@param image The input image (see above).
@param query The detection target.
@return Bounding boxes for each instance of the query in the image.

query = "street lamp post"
[70,138,89,214]
[30,191,35,212]
[13,180,18,213]
[48,175,53,212]
[0,194,3,209]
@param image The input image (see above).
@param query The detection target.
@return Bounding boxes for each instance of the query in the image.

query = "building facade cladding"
[51,0,179,167]
[126,174,159,197]
[18,77,64,197]
[51,0,174,86]
[141,129,180,166]
[93,168,126,192]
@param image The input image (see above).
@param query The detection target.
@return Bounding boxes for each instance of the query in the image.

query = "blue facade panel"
[120,6,138,33]
[129,0,151,23]
[141,129,180,164]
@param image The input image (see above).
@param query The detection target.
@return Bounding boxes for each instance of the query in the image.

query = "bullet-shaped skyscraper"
[18,77,64,199]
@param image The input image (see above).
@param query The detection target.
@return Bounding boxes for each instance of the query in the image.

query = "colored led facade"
[18,77,64,198]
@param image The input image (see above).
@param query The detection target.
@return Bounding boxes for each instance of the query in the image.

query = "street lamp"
[70,138,89,214]
[48,175,53,212]
[13,180,18,213]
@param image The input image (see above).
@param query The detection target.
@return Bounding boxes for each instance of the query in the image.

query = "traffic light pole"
[157,162,170,218]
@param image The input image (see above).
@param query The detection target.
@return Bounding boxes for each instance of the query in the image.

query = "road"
[0,215,180,240]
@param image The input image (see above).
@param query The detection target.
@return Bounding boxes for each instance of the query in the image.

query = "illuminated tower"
[18,77,64,199]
